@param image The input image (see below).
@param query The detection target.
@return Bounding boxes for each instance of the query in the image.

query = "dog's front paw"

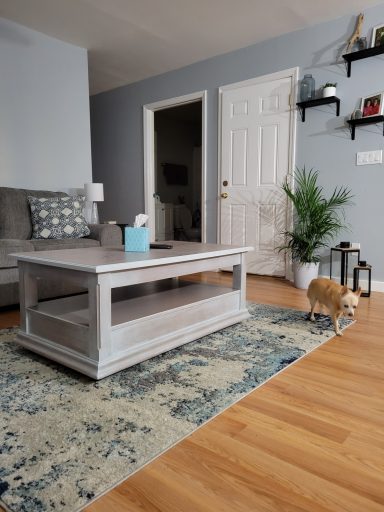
[336,331,343,336]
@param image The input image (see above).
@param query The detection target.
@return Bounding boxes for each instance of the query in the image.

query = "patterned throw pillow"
[28,196,91,239]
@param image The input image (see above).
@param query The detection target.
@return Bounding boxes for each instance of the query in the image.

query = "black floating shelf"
[296,96,340,122]
[343,45,384,77]
[347,115,384,140]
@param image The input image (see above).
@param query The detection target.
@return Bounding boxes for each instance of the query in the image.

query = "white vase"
[322,87,336,98]
[293,262,320,289]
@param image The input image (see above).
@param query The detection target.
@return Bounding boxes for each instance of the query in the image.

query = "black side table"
[353,264,372,297]
[116,223,129,244]
[330,247,360,286]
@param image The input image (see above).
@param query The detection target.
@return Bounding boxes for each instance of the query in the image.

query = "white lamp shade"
[85,183,104,202]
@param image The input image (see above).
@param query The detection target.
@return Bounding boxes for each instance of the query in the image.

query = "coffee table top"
[12,241,253,273]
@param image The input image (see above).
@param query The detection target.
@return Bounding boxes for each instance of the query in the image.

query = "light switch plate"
[356,150,382,165]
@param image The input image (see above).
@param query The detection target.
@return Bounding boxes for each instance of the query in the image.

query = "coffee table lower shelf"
[17,281,249,379]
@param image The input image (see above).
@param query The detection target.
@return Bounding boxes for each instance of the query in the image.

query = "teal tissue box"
[124,227,149,252]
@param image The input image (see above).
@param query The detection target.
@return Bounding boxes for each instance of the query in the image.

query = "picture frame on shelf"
[360,92,384,118]
[371,24,384,48]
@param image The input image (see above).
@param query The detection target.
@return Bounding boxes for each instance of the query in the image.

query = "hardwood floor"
[2,273,384,511]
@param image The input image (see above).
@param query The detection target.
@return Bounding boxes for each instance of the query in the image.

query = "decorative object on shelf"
[296,96,340,122]
[300,74,315,102]
[358,36,367,50]
[353,262,372,297]
[322,82,337,98]
[339,241,351,248]
[350,39,362,53]
[351,108,363,120]
[346,13,365,53]
[361,92,383,118]
[347,115,384,140]
[371,23,384,48]
[277,167,353,289]
[84,182,104,224]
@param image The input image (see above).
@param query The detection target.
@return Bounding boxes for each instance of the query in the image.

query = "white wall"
[0,17,92,190]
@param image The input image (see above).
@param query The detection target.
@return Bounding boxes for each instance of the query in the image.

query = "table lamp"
[84,183,104,224]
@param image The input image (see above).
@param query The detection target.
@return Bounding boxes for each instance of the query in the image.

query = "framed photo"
[371,24,384,47]
[360,93,384,118]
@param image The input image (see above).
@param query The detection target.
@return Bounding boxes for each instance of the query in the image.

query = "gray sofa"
[0,187,122,307]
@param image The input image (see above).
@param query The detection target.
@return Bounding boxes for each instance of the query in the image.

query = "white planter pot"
[322,87,336,98]
[293,262,320,289]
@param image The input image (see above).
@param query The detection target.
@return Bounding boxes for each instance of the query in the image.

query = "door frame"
[217,67,299,278]
[143,90,207,242]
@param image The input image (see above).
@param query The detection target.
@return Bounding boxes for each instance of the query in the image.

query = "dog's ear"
[355,287,362,297]
[340,285,349,296]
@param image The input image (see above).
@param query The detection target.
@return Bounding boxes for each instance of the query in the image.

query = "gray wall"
[91,3,384,281]
[0,17,92,190]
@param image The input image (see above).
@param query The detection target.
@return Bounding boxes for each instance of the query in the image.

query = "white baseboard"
[319,274,384,293]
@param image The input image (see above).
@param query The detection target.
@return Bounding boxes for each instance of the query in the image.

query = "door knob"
[221,192,228,199]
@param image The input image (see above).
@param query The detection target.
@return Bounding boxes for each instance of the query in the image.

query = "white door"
[219,73,295,276]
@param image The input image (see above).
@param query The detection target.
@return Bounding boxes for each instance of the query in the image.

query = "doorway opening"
[143,91,207,243]
[155,102,202,242]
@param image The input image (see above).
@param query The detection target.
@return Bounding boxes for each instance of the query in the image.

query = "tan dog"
[307,278,361,336]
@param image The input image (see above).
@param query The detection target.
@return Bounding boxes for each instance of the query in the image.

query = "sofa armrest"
[87,224,122,246]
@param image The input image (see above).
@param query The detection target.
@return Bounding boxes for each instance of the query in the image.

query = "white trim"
[217,67,299,278]
[319,275,384,293]
[143,91,207,243]
[219,67,299,91]
[359,279,384,293]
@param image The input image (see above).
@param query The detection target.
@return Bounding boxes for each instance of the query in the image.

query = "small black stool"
[330,246,360,285]
[353,264,372,297]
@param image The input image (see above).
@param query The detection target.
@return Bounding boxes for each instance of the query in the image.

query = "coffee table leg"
[19,261,38,332]
[88,274,112,362]
[233,253,246,309]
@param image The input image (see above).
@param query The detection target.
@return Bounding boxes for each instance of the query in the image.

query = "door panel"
[219,76,293,276]
[231,129,248,185]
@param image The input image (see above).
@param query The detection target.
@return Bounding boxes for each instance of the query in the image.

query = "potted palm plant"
[279,167,353,289]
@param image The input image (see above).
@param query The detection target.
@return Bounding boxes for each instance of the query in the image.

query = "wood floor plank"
[187,428,384,512]
[1,273,384,512]
[224,406,384,500]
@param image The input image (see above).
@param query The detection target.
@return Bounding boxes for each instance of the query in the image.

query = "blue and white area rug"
[0,303,352,512]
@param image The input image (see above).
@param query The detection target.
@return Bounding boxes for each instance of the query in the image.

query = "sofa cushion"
[0,187,68,240]
[28,195,90,240]
[0,239,35,268]
[31,238,100,251]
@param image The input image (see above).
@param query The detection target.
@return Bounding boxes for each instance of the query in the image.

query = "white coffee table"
[14,242,252,379]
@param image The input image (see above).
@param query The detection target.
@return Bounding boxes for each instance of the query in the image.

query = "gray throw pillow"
[28,195,91,239]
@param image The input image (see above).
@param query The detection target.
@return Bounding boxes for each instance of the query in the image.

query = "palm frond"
[278,167,353,263]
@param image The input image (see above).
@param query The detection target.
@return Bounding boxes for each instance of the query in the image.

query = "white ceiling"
[0,0,381,95]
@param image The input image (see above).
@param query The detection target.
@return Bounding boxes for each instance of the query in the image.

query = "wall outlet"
[356,150,382,165]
